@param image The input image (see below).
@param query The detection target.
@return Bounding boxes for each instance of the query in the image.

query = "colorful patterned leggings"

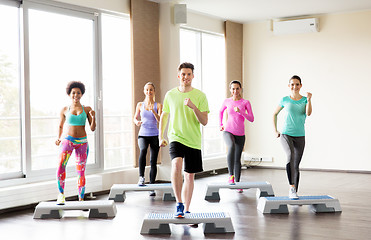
[57,135,89,200]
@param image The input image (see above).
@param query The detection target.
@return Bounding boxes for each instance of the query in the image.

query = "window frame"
[0,0,23,180]
[0,0,21,7]
[21,0,101,179]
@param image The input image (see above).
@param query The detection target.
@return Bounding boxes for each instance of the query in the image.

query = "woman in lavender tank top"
[133,82,162,196]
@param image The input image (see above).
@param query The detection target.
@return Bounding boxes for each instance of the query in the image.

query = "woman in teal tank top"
[273,75,312,199]
[55,81,96,205]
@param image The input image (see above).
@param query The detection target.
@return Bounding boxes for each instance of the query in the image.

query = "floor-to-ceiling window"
[101,14,132,169]
[179,28,226,158]
[27,7,96,172]
[0,1,22,179]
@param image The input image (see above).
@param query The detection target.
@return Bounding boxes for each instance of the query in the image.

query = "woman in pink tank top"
[219,80,254,192]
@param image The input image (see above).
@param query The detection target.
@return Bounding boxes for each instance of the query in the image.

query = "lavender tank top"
[138,102,159,136]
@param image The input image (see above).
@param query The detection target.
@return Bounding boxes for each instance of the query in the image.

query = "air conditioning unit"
[273,18,319,35]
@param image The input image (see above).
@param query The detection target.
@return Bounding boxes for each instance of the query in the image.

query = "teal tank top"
[279,96,307,137]
[66,106,87,126]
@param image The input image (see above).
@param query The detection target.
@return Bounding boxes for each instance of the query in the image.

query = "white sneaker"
[57,193,65,205]
[138,176,145,186]
[289,187,299,199]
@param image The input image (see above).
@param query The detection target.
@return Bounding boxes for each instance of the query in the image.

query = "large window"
[0,0,132,181]
[0,2,21,177]
[101,14,132,169]
[28,7,96,171]
[180,28,226,158]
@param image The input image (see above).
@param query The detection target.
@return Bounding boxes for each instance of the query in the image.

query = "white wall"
[186,11,224,34]
[243,10,371,171]
[55,0,130,13]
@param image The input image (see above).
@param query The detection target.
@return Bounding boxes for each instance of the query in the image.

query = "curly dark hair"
[66,81,85,95]
[178,62,194,73]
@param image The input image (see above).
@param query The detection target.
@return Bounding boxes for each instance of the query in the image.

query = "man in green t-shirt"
[159,62,209,218]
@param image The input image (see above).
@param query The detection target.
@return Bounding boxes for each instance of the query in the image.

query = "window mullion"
[95,13,104,170]
[21,3,32,177]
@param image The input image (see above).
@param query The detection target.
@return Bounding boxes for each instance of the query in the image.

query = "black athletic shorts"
[169,141,203,173]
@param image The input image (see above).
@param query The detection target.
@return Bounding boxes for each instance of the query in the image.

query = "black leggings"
[280,134,305,191]
[223,131,245,182]
[138,136,159,184]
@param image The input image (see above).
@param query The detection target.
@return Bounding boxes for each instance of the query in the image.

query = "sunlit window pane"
[201,33,226,156]
[180,29,226,157]
[28,9,95,170]
[101,14,132,169]
[0,4,21,175]
[179,29,201,89]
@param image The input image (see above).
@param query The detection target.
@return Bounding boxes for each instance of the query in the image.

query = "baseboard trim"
[251,166,371,174]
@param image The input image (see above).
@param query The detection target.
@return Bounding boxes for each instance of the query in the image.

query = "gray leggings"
[280,134,305,191]
[223,131,245,182]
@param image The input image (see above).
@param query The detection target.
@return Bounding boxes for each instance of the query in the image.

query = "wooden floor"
[1,168,370,240]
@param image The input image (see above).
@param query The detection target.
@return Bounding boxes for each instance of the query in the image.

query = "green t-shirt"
[279,96,308,137]
[163,87,209,149]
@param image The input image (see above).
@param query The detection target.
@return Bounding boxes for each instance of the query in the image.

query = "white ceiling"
[153,0,371,23]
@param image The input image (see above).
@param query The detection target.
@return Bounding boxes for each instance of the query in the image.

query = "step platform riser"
[257,195,342,214]
[205,181,275,200]
[140,212,235,234]
[108,184,176,202]
[33,200,117,219]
